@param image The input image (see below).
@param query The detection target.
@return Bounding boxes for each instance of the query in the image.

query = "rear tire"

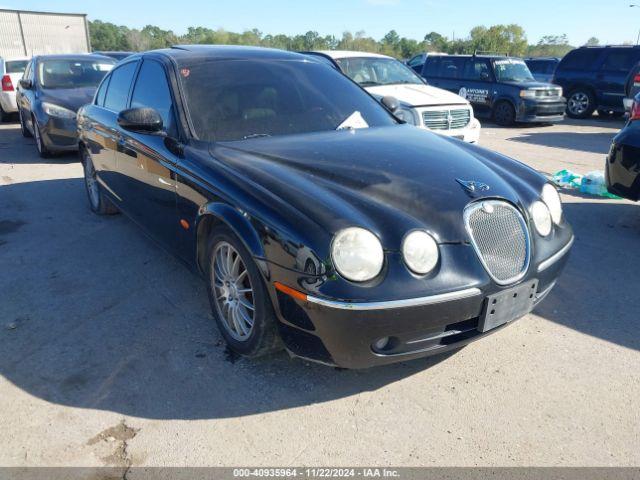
[0,105,8,123]
[81,148,118,215]
[19,110,32,138]
[567,89,595,119]
[493,101,516,126]
[206,226,281,358]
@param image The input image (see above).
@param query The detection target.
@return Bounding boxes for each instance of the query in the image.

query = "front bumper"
[423,118,481,144]
[517,98,566,123]
[40,115,79,152]
[271,236,573,369]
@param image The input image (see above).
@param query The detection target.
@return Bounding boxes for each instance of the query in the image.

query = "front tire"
[206,226,280,358]
[32,115,51,158]
[82,149,118,215]
[567,90,595,119]
[493,101,516,126]
[19,110,32,137]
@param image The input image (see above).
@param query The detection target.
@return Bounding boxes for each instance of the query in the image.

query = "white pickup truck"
[309,50,481,143]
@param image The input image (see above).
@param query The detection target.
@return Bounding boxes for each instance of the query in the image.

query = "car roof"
[147,45,310,65]
[33,53,116,62]
[313,50,391,60]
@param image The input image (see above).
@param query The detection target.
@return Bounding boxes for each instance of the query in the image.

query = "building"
[0,9,90,59]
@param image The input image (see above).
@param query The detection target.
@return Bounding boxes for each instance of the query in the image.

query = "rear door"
[596,49,640,109]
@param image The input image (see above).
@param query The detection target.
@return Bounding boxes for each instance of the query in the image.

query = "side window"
[23,61,32,80]
[104,61,138,112]
[423,57,441,77]
[527,61,542,74]
[130,60,176,136]
[601,50,636,72]
[463,59,492,81]
[560,49,599,71]
[95,75,110,106]
[438,57,465,79]
[408,55,422,68]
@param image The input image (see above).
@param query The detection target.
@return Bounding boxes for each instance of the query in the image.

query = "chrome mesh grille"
[422,109,471,130]
[464,201,530,284]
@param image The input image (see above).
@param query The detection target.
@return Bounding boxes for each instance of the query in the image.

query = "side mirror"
[19,78,32,89]
[117,107,163,134]
[381,96,400,113]
[480,72,490,81]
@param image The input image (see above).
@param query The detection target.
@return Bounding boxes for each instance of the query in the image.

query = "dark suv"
[421,54,565,126]
[552,45,640,118]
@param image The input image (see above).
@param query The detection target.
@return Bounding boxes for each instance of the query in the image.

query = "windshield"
[38,59,114,89]
[180,59,397,142]
[335,57,424,86]
[6,60,28,74]
[493,59,535,83]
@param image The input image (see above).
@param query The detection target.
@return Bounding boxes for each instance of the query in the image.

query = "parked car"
[93,51,134,62]
[623,60,640,112]
[307,51,481,143]
[16,54,115,157]
[0,57,29,122]
[606,92,640,201]
[77,45,573,369]
[525,57,561,83]
[421,54,566,126]
[552,45,640,118]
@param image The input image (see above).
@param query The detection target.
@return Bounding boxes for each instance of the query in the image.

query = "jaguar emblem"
[456,178,490,196]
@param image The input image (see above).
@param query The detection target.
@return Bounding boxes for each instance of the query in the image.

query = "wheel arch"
[195,202,267,277]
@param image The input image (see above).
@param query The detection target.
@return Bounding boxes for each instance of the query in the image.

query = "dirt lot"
[1,118,639,467]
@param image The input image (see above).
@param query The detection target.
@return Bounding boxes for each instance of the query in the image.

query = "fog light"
[373,337,390,351]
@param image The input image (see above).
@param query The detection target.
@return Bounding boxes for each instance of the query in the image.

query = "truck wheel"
[567,90,595,119]
[206,226,281,358]
[493,101,516,126]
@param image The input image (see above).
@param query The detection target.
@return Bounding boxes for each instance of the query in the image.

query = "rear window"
[559,49,599,71]
[6,60,28,74]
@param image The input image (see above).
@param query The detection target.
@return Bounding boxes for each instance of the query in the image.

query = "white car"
[310,51,481,143]
[0,57,29,122]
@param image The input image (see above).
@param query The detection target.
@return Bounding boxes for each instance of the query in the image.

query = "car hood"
[500,80,559,89]
[40,87,97,113]
[366,83,468,107]
[209,125,544,247]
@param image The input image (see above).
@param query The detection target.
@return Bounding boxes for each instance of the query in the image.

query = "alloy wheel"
[83,154,100,210]
[568,92,590,116]
[211,241,255,341]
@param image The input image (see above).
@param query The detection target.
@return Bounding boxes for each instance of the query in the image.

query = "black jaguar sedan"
[77,45,574,369]
[606,92,640,201]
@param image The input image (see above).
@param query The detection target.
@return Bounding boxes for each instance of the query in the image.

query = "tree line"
[89,20,603,59]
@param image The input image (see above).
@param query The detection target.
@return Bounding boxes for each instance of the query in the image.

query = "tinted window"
[38,59,114,89]
[560,49,599,70]
[463,59,492,81]
[130,60,175,134]
[180,59,396,142]
[95,75,109,106]
[527,60,544,74]
[407,55,423,67]
[601,50,636,71]
[6,60,28,74]
[437,57,466,79]
[104,61,138,112]
[423,57,441,77]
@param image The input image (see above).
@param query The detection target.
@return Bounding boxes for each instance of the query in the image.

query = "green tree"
[423,32,448,52]
[89,20,131,51]
[585,37,600,46]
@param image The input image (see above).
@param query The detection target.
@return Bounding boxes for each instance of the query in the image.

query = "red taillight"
[1,75,13,92]
[634,74,640,86]
[630,101,640,121]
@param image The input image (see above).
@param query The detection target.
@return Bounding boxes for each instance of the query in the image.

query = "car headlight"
[402,230,439,275]
[42,102,76,119]
[541,183,562,225]
[331,227,384,282]
[395,107,418,125]
[531,201,552,237]
[519,89,538,99]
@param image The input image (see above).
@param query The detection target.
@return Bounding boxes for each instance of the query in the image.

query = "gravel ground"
[0,117,639,467]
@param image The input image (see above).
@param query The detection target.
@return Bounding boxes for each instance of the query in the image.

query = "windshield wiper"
[242,133,271,140]
[359,81,382,86]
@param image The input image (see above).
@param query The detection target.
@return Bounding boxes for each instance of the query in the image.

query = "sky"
[1,0,638,46]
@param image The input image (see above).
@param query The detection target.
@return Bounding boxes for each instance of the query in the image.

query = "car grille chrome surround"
[463,200,531,285]
[422,108,471,130]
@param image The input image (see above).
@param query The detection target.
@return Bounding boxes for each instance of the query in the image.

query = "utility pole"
[631,5,640,45]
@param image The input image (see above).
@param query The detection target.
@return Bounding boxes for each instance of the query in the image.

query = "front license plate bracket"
[478,280,538,333]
